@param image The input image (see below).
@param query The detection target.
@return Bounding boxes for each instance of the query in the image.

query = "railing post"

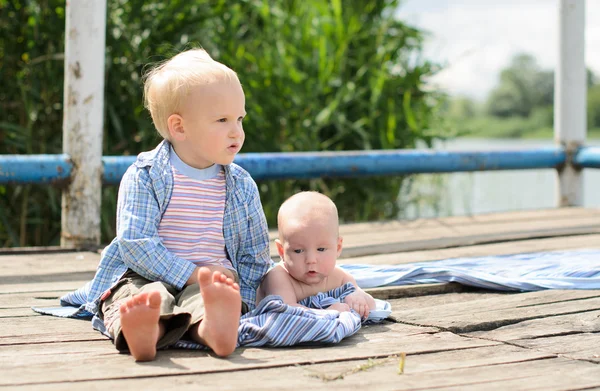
[555,0,586,207]
[61,0,107,248]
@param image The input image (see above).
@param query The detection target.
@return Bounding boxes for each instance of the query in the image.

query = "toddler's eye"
[317,248,326,252]
[218,118,227,123]
[238,116,245,122]
[293,249,304,254]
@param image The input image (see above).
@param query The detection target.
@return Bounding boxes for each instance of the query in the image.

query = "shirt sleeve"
[115,165,196,289]
[237,178,273,309]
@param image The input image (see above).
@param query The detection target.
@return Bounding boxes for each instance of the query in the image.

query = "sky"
[396,0,600,101]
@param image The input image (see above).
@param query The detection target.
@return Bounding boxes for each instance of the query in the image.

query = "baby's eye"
[238,116,245,122]
[293,249,304,254]
[218,118,227,123]
[317,248,326,252]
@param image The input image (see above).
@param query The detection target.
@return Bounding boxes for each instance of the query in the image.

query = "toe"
[198,267,212,287]
[147,291,161,309]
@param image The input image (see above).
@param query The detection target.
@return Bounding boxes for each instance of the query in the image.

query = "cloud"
[397,0,599,100]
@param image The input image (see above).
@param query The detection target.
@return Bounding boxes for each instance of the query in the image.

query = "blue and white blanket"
[342,249,600,291]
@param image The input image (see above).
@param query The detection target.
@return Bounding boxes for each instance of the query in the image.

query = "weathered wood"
[389,290,600,333]
[0,327,494,386]
[0,291,68,308]
[268,207,600,240]
[2,208,600,390]
[0,308,41,318]
[0,281,89,294]
[388,291,509,312]
[465,310,600,341]
[10,355,600,391]
[61,0,107,248]
[0,317,104,345]
[512,332,600,362]
[332,215,600,259]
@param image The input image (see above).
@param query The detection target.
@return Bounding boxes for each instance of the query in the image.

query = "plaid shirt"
[82,140,272,315]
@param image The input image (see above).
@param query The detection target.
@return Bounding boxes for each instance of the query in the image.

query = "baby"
[257,191,376,319]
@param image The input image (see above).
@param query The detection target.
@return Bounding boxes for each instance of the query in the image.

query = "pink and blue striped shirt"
[158,148,234,271]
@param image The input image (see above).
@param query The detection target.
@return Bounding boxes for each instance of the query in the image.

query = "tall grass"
[0,0,447,247]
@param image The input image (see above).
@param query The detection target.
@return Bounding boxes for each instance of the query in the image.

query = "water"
[399,138,600,219]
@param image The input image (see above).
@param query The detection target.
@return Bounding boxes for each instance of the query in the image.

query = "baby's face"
[279,217,341,285]
[175,81,246,169]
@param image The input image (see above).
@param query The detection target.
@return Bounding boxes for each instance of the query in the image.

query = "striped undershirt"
[158,147,233,271]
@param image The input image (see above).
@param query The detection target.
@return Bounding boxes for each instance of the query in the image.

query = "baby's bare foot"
[119,291,161,361]
[196,268,241,357]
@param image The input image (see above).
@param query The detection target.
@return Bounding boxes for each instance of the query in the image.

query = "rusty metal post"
[555,0,586,207]
[61,0,107,248]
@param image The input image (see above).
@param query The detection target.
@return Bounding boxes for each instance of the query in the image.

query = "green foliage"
[0,0,445,247]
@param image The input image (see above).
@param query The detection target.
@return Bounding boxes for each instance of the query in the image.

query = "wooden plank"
[341,233,600,265]
[0,317,105,345]
[0,291,68,308]
[0,326,496,386]
[332,214,600,259]
[3,213,599,274]
[389,290,600,333]
[0,308,40,318]
[512,332,600,363]
[465,310,600,340]
[9,354,599,391]
[0,251,99,278]
[267,207,600,240]
[0,281,89,294]
[387,291,509,311]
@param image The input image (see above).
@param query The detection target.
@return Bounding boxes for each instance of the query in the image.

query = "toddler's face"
[175,81,246,169]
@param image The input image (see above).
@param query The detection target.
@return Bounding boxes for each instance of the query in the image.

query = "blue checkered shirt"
[76,140,272,315]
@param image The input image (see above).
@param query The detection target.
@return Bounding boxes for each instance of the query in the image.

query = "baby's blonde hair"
[143,48,240,140]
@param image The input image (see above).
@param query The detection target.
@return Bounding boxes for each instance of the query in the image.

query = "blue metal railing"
[0,147,584,185]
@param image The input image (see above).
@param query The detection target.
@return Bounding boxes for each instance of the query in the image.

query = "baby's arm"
[259,266,300,306]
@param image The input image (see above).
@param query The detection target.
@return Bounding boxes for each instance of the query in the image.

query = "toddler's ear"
[167,114,185,141]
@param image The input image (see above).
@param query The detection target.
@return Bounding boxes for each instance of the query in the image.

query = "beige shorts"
[99,270,207,352]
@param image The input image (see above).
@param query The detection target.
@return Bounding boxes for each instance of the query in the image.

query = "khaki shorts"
[99,270,207,352]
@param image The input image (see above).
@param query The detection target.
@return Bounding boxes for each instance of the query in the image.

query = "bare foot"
[119,291,162,361]
[195,267,241,357]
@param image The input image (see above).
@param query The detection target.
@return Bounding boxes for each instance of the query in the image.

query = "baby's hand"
[327,302,351,312]
[344,291,376,319]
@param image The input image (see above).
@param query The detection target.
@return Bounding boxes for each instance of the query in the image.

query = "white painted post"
[61,0,107,248]
[555,0,586,207]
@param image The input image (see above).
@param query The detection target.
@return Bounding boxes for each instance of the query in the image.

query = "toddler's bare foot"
[196,268,241,357]
[119,291,161,361]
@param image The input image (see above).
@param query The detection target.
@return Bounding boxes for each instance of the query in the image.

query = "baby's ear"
[275,239,285,259]
[337,236,343,257]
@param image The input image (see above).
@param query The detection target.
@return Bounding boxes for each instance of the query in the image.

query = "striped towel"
[175,284,363,350]
[341,249,600,291]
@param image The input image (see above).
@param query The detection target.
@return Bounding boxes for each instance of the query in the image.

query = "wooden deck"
[1,207,600,390]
